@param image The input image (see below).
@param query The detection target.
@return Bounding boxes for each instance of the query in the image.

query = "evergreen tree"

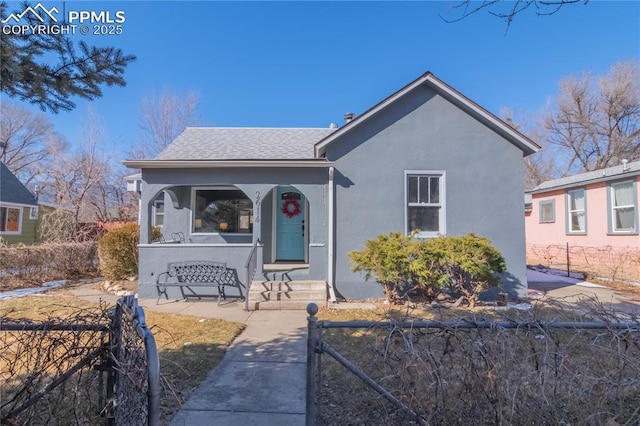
[0,1,136,113]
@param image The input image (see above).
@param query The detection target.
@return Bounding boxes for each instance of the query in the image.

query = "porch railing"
[244,238,261,311]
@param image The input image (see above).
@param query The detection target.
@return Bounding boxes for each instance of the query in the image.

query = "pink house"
[525,160,640,282]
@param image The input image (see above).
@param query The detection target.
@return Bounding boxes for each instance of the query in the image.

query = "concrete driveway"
[527,268,640,316]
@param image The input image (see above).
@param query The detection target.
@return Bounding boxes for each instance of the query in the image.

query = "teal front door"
[275,186,306,261]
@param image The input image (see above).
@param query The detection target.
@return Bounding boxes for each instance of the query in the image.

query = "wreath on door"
[281,199,301,218]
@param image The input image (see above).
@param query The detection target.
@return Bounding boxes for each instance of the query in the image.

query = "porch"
[133,165,336,308]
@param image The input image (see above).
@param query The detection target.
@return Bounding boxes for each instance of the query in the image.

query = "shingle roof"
[0,162,37,205]
[529,160,640,193]
[155,127,336,161]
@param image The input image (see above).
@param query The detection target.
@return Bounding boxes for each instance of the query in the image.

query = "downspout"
[327,166,337,302]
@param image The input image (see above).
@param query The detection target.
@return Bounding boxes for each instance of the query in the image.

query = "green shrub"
[349,232,506,306]
[348,232,441,303]
[423,234,506,307]
[98,223,140,281]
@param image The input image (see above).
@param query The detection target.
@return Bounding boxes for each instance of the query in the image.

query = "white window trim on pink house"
[526,161,640,251]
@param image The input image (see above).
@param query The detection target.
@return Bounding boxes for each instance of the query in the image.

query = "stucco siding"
[326,86,528,299]
[526,177,640,249]
[526,176,640,283]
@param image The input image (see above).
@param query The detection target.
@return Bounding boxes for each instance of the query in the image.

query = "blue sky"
[4,1,640,160]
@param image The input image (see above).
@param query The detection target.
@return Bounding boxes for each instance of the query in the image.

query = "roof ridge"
[184,126,336,130]
[530,160,640,192]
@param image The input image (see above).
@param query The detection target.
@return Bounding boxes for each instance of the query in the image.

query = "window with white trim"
[539,200,555,223]
[406,172,445,237]
[609,181,637,233]
[29,206,38,220]
[152,196,164,227]
[193,187,253,234]
[566,189,586,233]
[0,206,22,234]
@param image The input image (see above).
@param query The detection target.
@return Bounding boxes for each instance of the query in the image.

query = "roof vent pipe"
[329,122,338,129]
[344,112,355,123]
[622,159,629,172]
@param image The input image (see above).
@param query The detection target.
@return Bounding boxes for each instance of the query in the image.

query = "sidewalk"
[66,283,309,425]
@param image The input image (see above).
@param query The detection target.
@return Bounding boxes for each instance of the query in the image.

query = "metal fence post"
[106,303,122,426]
[306,303,319,426]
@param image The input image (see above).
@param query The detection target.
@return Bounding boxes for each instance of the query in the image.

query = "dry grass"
[146,309,245,421]
[589,277,640,297]
[0,294,245,425]
[315,301,640,425]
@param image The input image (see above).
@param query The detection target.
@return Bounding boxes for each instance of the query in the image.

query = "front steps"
[247,280,327,311]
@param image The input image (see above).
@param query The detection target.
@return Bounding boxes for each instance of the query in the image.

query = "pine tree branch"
[0,1,136,113]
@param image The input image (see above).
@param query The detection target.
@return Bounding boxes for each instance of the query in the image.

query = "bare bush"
[1,297,159,425]
[317,302,640,425]
[37,208,77,243]
[0,304,111,424]
[0,242,98,289]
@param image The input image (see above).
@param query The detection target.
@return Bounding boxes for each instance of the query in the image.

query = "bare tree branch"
[130,89,199,159]
[440,0,588,27]
[544,60,640,174]
[0,103,57,185]
[40,107,113,240]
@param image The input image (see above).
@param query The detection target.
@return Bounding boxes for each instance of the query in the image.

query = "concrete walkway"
[66,283,308,425]
[169,309,308,426]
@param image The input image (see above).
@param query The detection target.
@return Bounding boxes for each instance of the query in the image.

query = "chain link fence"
[0,296,159,425]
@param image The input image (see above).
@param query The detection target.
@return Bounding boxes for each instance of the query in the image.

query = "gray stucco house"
[124,72,539,306]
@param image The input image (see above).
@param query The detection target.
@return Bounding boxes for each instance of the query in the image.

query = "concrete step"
[249,299,326,311]
[253,290,327,301]
[251,280,326,292]
[247,280,327,311]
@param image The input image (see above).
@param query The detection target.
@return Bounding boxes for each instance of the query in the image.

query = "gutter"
[122,159,334,169]
[327,166,337,302]
[528,169,640,195]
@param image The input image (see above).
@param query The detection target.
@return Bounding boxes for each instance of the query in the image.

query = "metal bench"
[155,261,244,305]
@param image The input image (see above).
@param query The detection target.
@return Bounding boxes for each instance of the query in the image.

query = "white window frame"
[191,186,253,235]
[29,206,38,220]
[0,204,24,235]
[539,199,555,223]
[608,180,638,234]
[566,188,587,234]
[404,170,446,238]
[152,195,164,228]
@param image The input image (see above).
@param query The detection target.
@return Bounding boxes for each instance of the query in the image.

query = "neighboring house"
[526,160,640,282]
[124,72,539,303]
[0,162,38,245]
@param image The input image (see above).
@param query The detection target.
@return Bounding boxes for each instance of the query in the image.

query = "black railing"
[244,238,261,311]
[305,303,640,426]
